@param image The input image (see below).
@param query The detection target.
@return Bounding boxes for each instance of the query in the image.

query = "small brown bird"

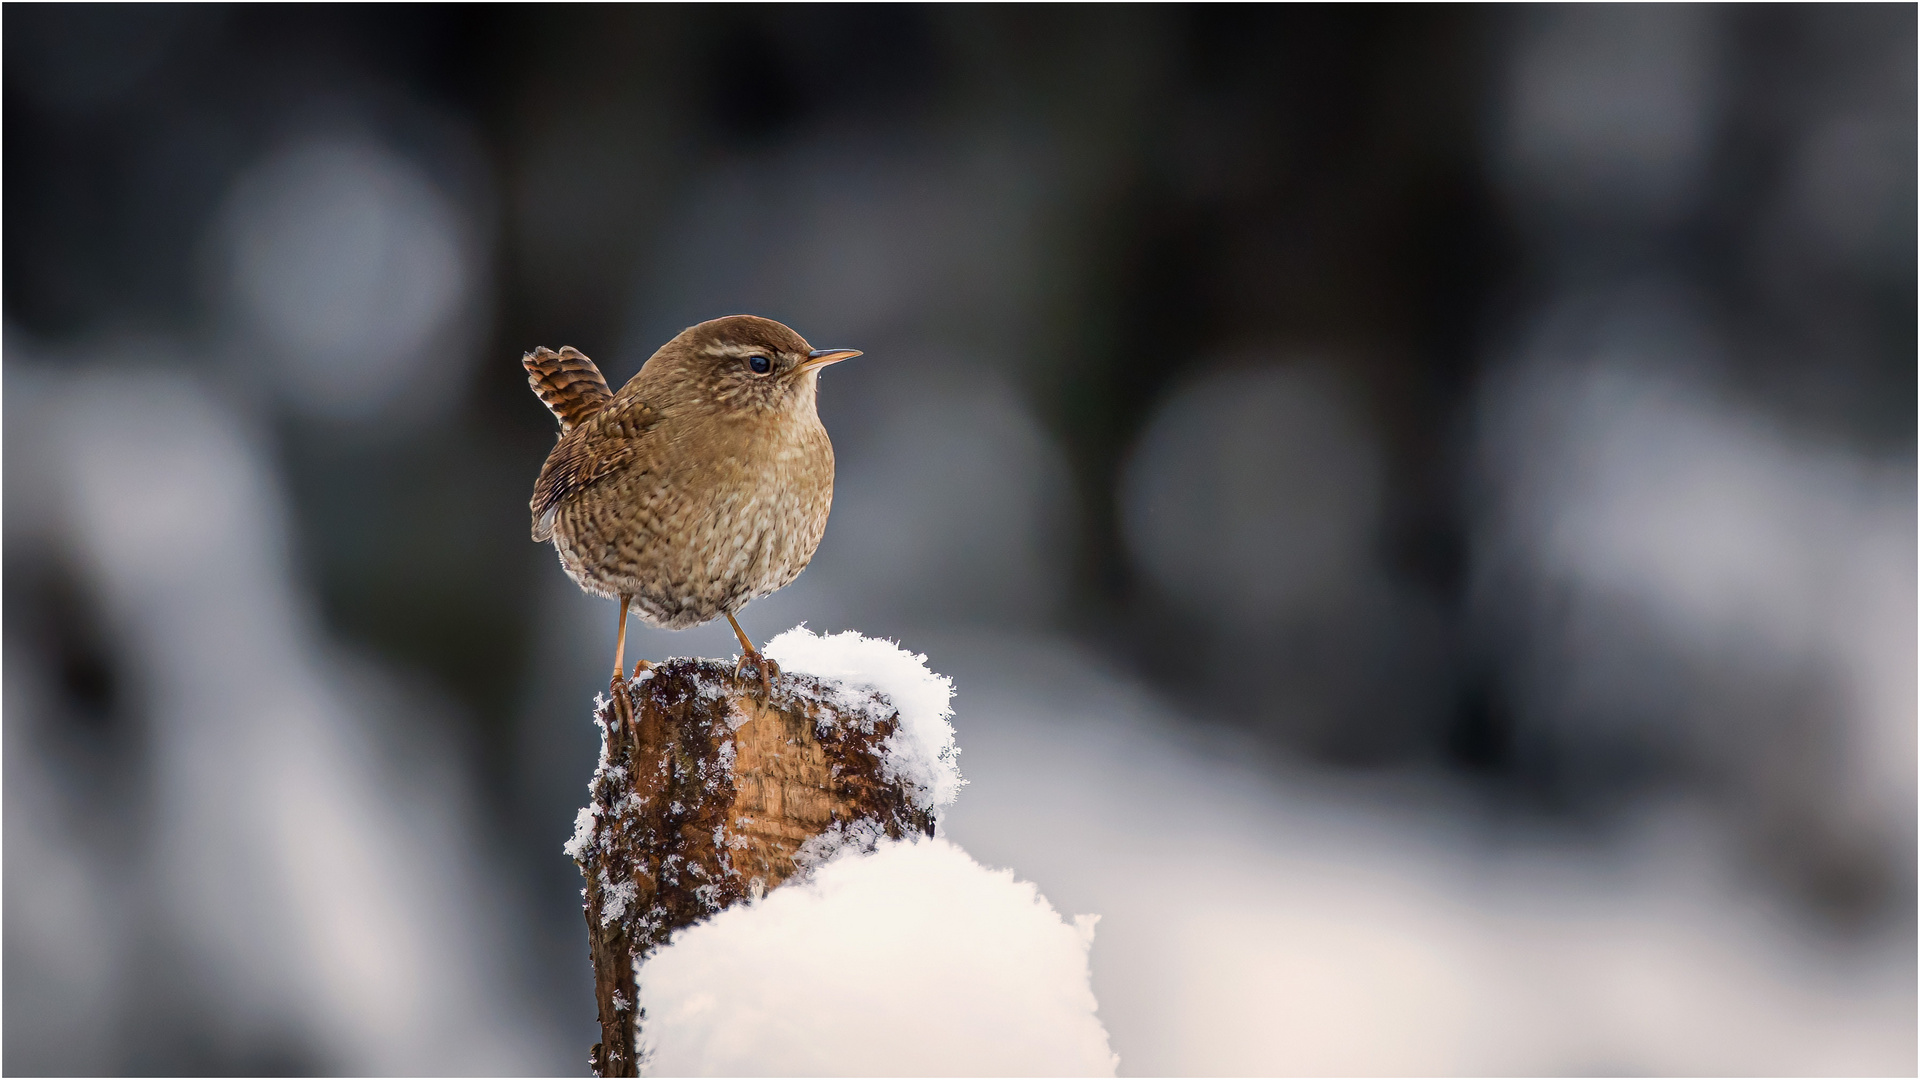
[524,315,860,693]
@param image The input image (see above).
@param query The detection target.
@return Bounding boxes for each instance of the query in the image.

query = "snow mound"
[636,837,1116,1076]
[765,626,965,812]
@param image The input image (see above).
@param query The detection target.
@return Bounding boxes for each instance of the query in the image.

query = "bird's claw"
[609,672,638,745]
[733,651,779,698]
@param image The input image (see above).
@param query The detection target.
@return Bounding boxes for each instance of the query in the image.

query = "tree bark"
[571,658,934,1077]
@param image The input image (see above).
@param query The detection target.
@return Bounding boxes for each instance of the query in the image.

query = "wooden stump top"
[570,659,936,1077]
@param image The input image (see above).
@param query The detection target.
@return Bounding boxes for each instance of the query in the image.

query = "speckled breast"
[548,423,834,631]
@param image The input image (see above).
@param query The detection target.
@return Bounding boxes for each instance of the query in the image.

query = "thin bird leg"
[610,596,652,680]
[610,594,637,740]
[613,594,632,680]
[725,610,778,696]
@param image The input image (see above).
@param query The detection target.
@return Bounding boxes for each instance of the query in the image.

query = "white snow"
[764,626,965,811]
[790,816,891,872]
[636,837,1116,1077]
[563,805,598,860]
[599,873,637,927]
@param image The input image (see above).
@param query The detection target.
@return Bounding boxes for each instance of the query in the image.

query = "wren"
[525,315,860,693]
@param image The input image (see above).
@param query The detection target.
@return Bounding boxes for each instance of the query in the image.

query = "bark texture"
[572,658,934,1077]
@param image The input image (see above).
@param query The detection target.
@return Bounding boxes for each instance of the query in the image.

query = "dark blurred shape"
[707,21,807,142]
[1443,669,1515,776]
[40,559,123,731]
[4,4,206,114]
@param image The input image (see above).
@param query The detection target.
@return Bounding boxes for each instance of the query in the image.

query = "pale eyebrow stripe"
[704,344,775,359]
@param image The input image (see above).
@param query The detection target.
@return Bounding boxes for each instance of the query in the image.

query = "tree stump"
[568,658,936,1077]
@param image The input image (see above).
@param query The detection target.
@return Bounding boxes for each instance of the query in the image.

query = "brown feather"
[524,346,612,433]
[525,315,841,631]
[530,395,658,541]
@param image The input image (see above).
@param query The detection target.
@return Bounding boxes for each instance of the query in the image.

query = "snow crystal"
[636,838,1115,1076]
[599,872,637,927]
[764,627,966,811]
[791,817,890,874]
[563,806,597,860]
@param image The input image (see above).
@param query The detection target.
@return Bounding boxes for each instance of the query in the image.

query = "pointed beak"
[801,348,862,371]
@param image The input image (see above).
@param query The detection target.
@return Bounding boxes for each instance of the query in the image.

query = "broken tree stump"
[568,657,937,1077]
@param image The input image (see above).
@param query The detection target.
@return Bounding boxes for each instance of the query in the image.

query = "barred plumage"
[524,316,859,690]
[524,345,612,434]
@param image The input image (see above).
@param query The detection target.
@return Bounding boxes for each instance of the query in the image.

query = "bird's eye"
[748,355,772,375]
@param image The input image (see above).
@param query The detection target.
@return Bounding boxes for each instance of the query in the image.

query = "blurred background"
[4,4,1913,1074]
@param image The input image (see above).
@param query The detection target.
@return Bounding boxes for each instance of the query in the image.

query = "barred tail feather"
[524,346,612,433]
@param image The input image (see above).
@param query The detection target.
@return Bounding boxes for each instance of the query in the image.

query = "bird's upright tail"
[524,346,612,433]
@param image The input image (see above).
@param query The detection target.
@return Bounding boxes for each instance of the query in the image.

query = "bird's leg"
[610,595,635,737]
[725,610,778,697]
[615,597,654,681]
[613,595,632,681]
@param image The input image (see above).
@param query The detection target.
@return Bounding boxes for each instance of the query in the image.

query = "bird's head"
[650,314,860,417]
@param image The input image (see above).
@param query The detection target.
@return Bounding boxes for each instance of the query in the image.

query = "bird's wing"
[524,346,612,433]
[529,396,658,542]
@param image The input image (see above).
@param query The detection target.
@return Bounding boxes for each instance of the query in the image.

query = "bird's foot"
[608,672,637,743]
[631,658,653,679]
[733,650,780,698]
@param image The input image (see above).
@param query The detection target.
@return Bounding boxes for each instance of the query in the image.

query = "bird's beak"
[801,348,862,371]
